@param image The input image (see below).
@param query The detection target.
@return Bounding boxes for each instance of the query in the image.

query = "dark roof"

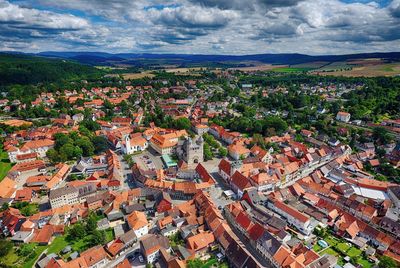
[243,187,266,205]
[258,231,282,256]
[123,203,145,214]
[140,234,170,256]
[225,241,250,268]
[120,229,137,244]
[388,186,400,199]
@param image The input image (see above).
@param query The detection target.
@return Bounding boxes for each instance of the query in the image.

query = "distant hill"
[36,51,400,67]
[0,53,103,86]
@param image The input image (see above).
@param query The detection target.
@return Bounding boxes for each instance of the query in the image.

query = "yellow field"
[228,64,288,72]
[122,72,155,80]
[314,62,400,77]
[164,67,204,73]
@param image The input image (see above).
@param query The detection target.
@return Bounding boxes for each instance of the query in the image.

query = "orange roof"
[274,200,310,223]
[14,188,33,202]
[0,177,16,198]
[20,139,54,151]
[46,164,69,189]
[228,142,250,155]
[126,211,148,230]
[31,225,54,244]
[187,231,215,252]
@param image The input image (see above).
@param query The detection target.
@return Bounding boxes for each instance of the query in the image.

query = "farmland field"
[312,59,400,77]
[122,71,155,80]
[228,64,288,72]
[271,67,312,73]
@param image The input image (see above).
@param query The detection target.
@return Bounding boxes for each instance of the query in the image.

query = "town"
[0,65,399,268]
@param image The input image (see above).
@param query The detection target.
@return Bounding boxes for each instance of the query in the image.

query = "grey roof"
[308,254,338,268]
[11,231,33,242]
[69,252,79,260]
[389,186,400,199]
[161,226,178,236]
[61,246,72,254]
[114,224,126,238]
[49,185,77,199]
[140,234,170,256]
[120,229,137,244]
[107,211,124,221]
[123,203,145,214]
[258,231,282,256]
[176,245,192,259]
[36,253,58,268]
[97,218,110,228]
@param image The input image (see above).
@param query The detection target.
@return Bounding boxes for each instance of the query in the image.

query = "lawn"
[316,232,373,268]
[347,247,362,257]
[22,245,47,268]
[0,148,12,181]
[1,243,47,268]
[357,258,373,268]
[201,257,217,268]
[321,248,340,257]
[336,242,351,253]
[324,235,340,246]
[313,243,323,252]
[47,229,114,256]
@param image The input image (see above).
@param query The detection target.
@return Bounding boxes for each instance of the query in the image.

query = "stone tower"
[181,136,204,164]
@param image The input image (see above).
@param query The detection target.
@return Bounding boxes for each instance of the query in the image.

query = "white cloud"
[0,0,399,54]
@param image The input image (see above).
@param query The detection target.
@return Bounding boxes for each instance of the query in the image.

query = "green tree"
[68,223,86,240]
[373,127,392,144]
[219,147,228,157]
[187,259,204,268]
[378,256,397,268]
[203,143,213,161]
[174,117,191,130]
[92,136,109,154]
[75,137,95,156]
[89,230,106,246]
[0,239,13,257]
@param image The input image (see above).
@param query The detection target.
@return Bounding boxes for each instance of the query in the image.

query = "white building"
[121,134,148,155]
[267,200,313,235]
[336,112,351,122]
[7,139,54,163]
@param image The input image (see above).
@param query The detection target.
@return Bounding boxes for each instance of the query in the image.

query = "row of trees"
[212,115,288,137]
[67,212,107,248]
[46,127,108,163]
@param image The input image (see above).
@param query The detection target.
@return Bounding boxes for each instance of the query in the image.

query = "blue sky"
[1,0,399,54]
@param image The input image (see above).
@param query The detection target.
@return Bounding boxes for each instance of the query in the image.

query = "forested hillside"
[0,53,103,86]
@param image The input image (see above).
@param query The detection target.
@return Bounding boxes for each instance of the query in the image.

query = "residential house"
[140,234,171,264]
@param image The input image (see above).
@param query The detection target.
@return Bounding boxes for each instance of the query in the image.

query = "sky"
[0,0,399,55]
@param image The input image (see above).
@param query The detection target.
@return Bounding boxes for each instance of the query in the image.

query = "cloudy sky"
[1,0,399,55]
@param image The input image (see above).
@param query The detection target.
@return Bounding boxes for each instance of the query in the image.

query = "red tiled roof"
[274,200,310,223]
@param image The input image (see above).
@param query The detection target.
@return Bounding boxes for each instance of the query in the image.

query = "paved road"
[117,154,135,190]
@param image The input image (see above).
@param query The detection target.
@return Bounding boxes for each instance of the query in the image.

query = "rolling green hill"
[0,53,103,86]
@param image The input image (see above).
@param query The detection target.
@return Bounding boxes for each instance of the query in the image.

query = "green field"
[1,244,47,268]
[271,67,311,73]
[0,148,12,181]
[48,228,115,256]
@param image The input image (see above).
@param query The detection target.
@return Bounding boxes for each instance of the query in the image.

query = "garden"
[313,229,374,268]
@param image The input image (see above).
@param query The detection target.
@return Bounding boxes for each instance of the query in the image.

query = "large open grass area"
[48,228,114,256]
[0,148,12,181]
[1,243,47,268]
